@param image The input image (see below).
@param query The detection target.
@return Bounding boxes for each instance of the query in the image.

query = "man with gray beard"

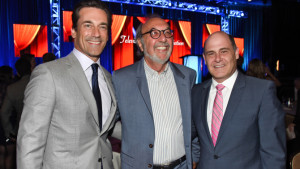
[112,16,199,169]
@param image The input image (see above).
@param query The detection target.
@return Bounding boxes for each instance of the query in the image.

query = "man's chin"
[152,57,169,65]
[88,52,102,58]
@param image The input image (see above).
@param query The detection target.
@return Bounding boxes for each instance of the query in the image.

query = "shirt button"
[98,158,102,162]
[149,144,153,148]
[148,164,152,168]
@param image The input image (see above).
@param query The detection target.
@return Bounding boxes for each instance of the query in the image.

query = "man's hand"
[287,123,296,140]
[193,162,197,169]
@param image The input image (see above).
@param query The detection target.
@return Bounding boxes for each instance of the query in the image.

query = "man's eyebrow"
[205,50,215,54]
[82,20,92,24]
[81,21,108,26]
[220,47,230,51]
[100,22,108,26]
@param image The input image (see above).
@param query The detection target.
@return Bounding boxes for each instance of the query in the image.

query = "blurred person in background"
[20,53,36,72]
[0,65,15,169]
[246,58,282,87]
[42,52,56,63]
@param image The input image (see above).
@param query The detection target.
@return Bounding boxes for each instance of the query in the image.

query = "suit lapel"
[136,60,153,116]
[100,66,117,133]
[201,80,215,148]
[216,72,245,146]
[170,63,191,139]
[65,53,100,128]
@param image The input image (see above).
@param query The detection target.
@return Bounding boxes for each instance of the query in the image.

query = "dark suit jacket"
[1,74,30,138]
[192,72,286,169]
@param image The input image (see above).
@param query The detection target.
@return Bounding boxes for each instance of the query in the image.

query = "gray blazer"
[192,72,286,169]
[112,59,196,169]
[17,52,120,169]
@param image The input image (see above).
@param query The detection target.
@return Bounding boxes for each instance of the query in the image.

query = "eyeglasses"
[141,28,174,39]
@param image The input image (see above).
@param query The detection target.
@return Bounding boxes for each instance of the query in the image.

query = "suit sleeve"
[191,124,200,163]
[259,82,286,169]
[0,87,14,138]
[190,72,200,163]
[17,65,55,169]
[110,71,122,140]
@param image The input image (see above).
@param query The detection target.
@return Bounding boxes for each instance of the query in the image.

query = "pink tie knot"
[216,84,225,91]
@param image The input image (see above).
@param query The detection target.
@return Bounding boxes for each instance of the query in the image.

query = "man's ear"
[203,54,207,65]
[235,47,240,60]
[137,39,144,52]
[71,28,77,39]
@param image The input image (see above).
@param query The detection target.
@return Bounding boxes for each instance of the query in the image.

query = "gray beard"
[143,46,171,64]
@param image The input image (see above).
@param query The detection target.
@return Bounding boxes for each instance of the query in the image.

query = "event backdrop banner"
[63,11,191,70]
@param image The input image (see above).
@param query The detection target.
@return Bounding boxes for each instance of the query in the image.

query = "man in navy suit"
[192,31,286,169]
[113,16,198,169]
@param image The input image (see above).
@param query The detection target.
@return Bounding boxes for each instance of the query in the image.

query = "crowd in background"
[0,53,55,169]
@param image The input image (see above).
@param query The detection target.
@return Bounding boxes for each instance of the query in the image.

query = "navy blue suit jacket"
[192,72,286,169]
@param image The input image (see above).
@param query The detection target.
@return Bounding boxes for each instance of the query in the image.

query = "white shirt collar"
[73,48,100,71]
[212,70,238,90]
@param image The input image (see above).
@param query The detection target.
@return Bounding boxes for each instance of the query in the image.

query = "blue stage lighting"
[50,0,61,58]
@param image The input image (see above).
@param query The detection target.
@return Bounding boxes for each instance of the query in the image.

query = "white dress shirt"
[144,60,185,165]
[73,48,111,128]
[207,70,238,135]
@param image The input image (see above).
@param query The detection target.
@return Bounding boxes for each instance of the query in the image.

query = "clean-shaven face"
[71,7,109,61]
[203,32,239,83]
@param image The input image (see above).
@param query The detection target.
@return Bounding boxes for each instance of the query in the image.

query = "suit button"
[98,158,102,162]
[214,155,219,159]
[148,164,152,168]
[149,144,153,148]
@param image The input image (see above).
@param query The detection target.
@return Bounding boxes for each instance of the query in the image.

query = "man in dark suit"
[17,0,120,168]
[113,16,198,169]
[0,59,30,169]
[1,58,31,142]
[192,31,286,169]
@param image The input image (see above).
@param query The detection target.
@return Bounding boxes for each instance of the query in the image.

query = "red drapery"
[14,24,40,56]
[234,37,244,56]
[169,20,191,65]
[202,24,220,47]
[111,15,127,45]
[63,11,73,42]
[113,16,134,70]
[178,21,191,48]
[202,24,244,57]
[29,26,48,57]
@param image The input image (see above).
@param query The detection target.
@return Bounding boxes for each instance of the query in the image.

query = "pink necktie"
[211,84,225,146]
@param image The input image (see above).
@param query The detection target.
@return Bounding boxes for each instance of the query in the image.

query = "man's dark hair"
[15,58,31,77]
[20,53,34,62]
[72,0,112,33]
[43,52,56,63]
[0,66,13,76]
[0,66,13,82]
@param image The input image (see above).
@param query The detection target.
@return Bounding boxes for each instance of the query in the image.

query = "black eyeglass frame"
[141,28,174,39]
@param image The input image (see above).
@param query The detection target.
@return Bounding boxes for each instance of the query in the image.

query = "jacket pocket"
[121,152,134,168]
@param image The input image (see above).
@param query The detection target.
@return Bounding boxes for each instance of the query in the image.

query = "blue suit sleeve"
[259,81,286,169]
